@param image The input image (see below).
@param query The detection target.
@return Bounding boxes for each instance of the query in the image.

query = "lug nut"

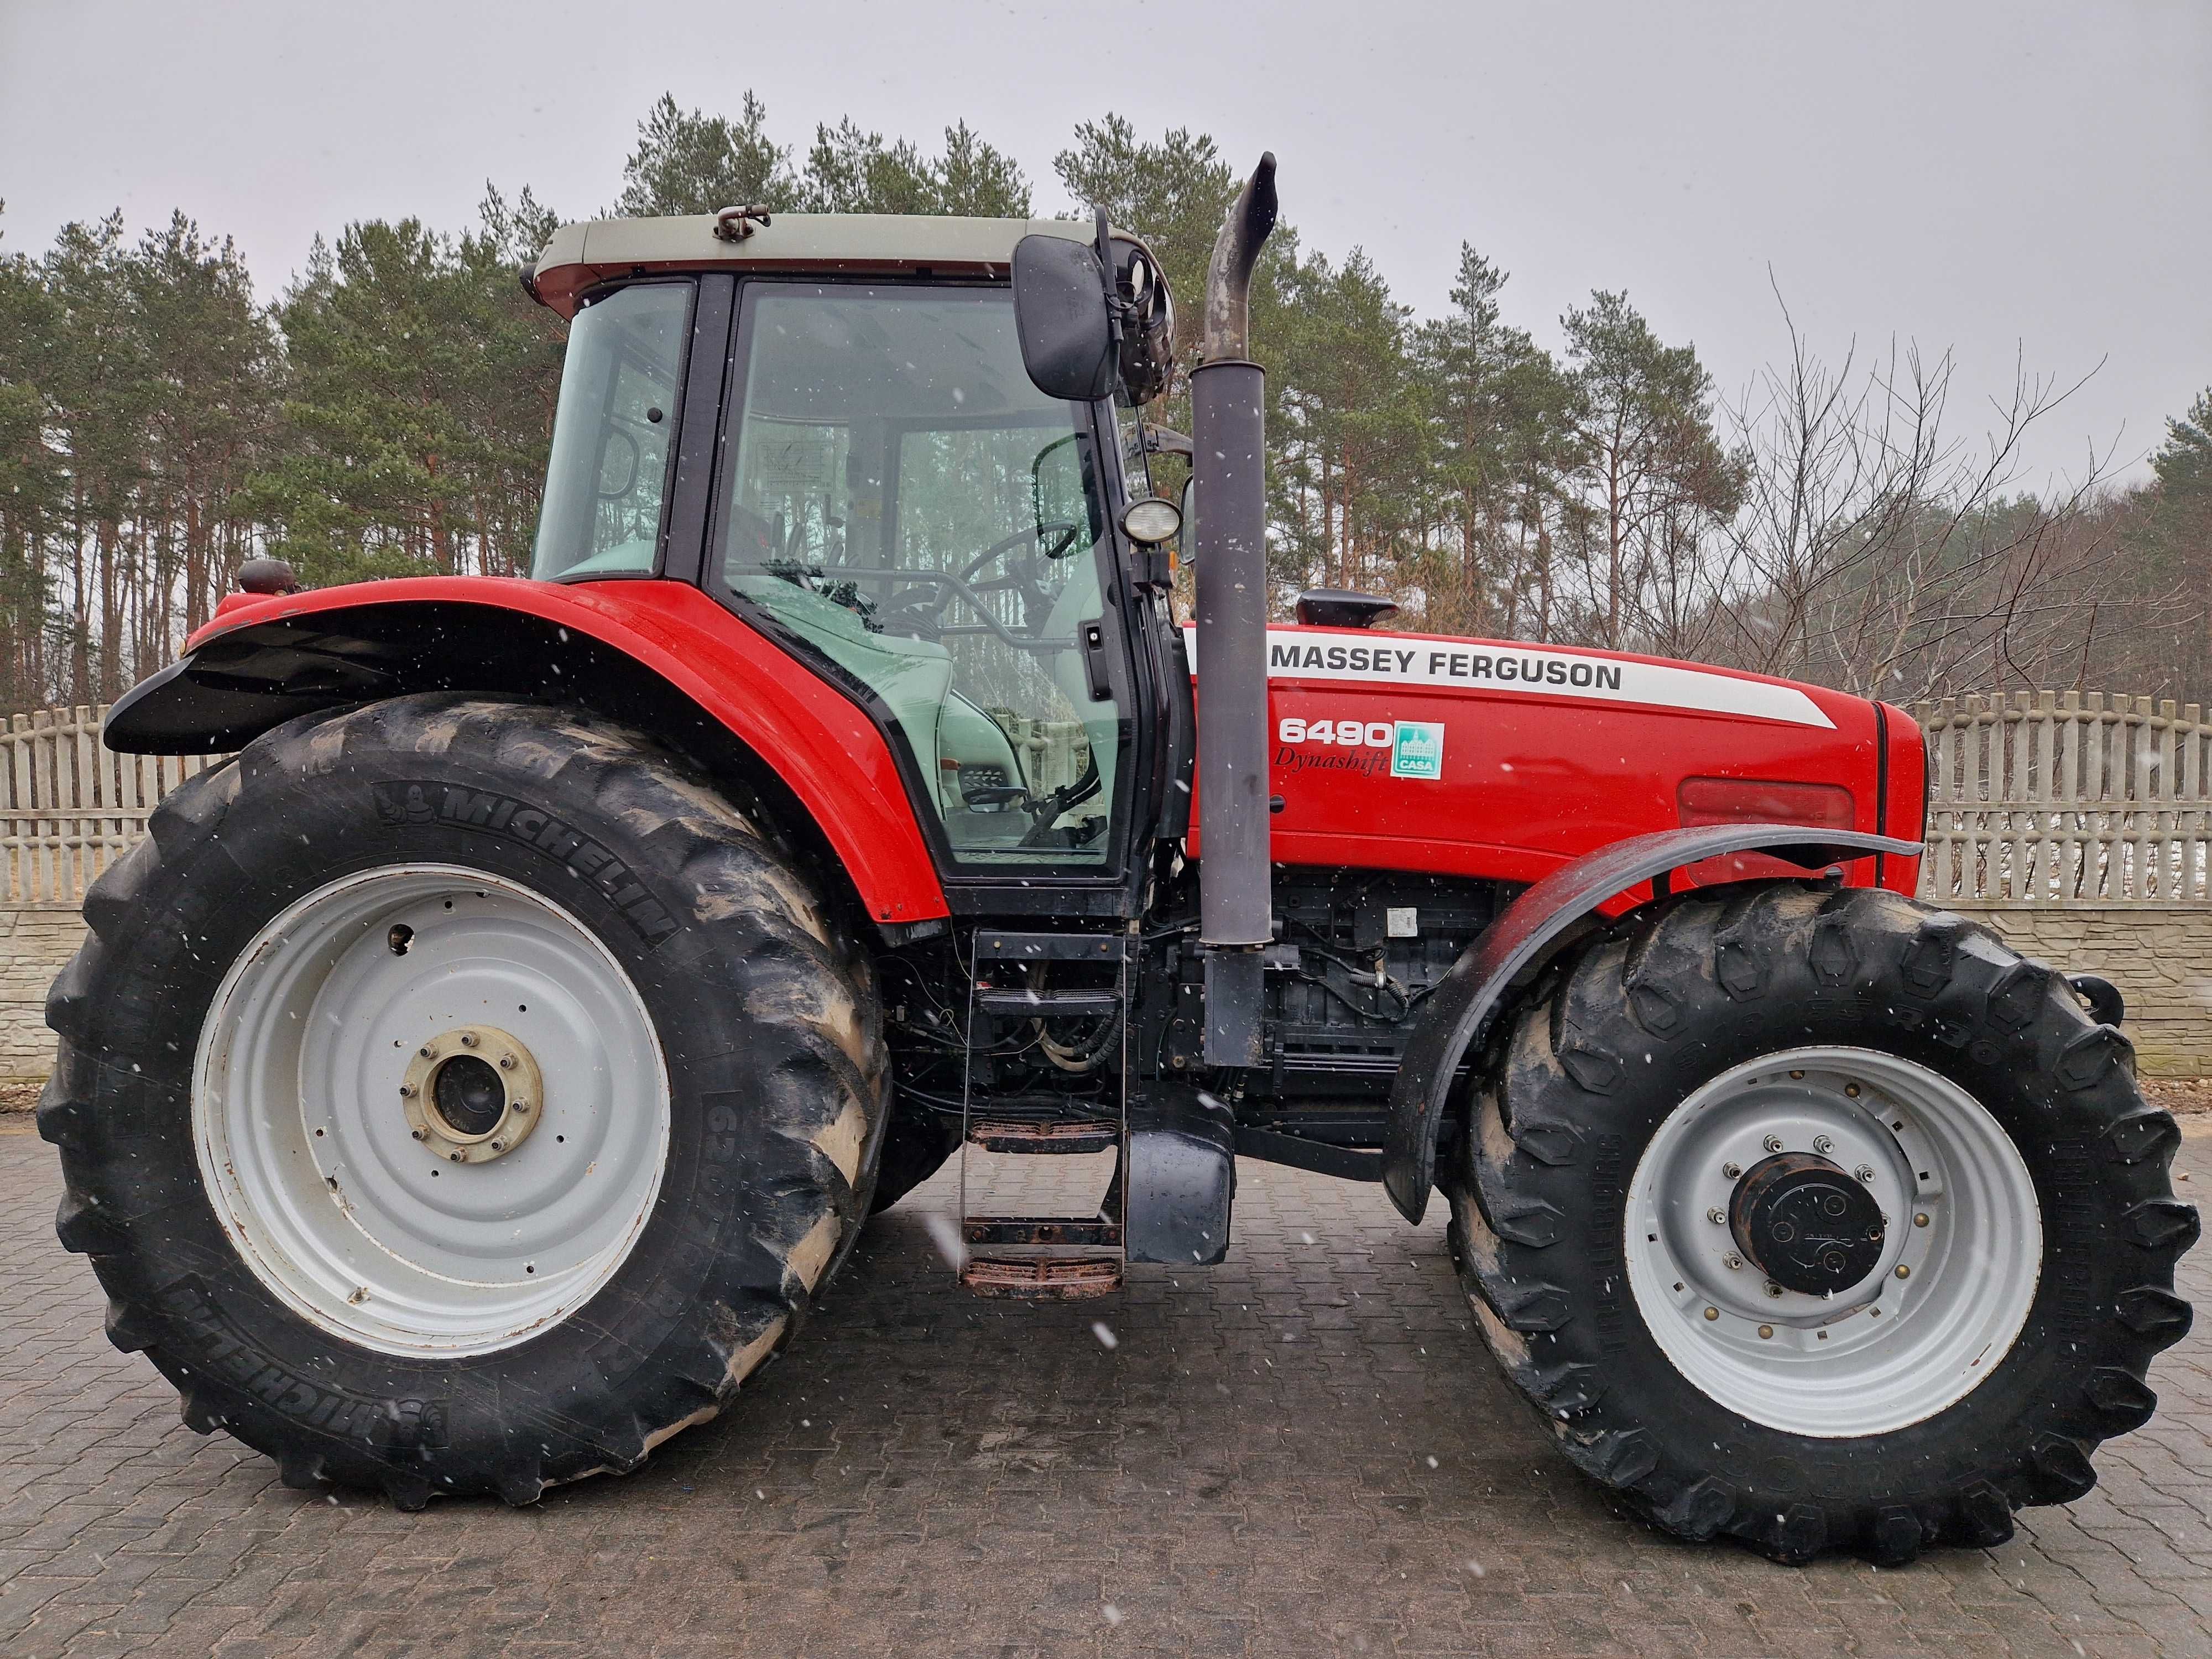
[1723,1253,1743,1270]
[1757,1325,1773,1340]
[420,1045,434,1058]
[1855,1165,1876,1183]
[1845,1082,1861,1098]
[1789,1070,1804,1080]
[1703,1307,1719,1321]
[491,1141,504,1151]
[1723,1162,1743,1179]
[410,1129,422,1141]
[499,1055,517,1070]
[1895,1264,1911,1279]
[1763,1134,1784,1154]
[512,1100,529,1113]
[398,1084,415,1098]
[1764,1281,1783,1298]
[1914,1213,1929,1228]
[460,1033,479,1048]
[1811,1134,1833,1155]
[448,1152,462,1163]
[1708,1207,1727,1225]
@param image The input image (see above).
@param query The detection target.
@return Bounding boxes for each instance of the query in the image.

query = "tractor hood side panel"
[1186,624,1911,895]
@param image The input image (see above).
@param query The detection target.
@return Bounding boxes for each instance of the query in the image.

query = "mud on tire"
[1444,880,2197,1564]
[40,694,889,1508]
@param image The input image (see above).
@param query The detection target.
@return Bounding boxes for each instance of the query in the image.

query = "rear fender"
[1381,823,1923,1223]
[104,578,950,929]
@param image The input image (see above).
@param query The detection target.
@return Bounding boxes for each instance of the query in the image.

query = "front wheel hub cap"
[1729,1151,1885,1293]
[1623,1046,2042,1436]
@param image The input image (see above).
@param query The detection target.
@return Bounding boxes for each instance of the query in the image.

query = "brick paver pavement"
[1,1118,2208,1658]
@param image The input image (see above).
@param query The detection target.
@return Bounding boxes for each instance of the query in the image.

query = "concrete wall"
[3,900,2208,1083]
[1948,903,2212,1079]
[1,907,79,1083]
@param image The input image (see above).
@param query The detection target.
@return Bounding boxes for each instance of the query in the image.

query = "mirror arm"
[1142,424,1193,460]
[1094,206,1126,364]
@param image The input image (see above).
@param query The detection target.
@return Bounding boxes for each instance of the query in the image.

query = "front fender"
[1380,823,1924,1223]
[104,577,950,927]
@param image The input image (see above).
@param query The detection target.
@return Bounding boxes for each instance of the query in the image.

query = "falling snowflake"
[921,1210,968,1270]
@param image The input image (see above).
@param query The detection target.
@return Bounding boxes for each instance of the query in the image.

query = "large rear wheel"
[1447,881,2197,1563]
[42,695,889,1506]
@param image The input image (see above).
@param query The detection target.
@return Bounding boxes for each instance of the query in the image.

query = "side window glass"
[531,283,691,580]
[720,286,1125,873]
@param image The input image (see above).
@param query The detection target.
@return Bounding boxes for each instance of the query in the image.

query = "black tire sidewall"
[1460,883,2182,1547]
[71,701,866,1493]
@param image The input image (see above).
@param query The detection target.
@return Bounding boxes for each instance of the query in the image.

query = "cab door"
[708,280,1144,908]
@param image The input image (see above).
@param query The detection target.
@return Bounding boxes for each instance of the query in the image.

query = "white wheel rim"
[1623,1046,2041,1437]
[194,864,671,1357]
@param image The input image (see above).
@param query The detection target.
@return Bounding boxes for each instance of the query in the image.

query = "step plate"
[967,1118,1119,1155]
[964,1217,1122,1248]
[961,1255,1124,1299]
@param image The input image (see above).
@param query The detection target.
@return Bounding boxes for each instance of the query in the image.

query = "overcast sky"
[3,1,2205,485]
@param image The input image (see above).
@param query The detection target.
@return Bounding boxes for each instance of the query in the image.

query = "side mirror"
[1177,477,1197,565]
[1013,234,1114,401]
[596,428,641,500]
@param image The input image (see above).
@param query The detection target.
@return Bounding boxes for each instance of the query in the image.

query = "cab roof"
[528,212,1098,317]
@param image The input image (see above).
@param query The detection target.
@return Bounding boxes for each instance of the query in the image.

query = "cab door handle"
[1081,622,1113,701]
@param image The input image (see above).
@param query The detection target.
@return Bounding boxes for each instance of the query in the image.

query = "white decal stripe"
[1184,627,1835,730]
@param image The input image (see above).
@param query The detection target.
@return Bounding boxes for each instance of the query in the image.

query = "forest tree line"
[2,91,2208,715]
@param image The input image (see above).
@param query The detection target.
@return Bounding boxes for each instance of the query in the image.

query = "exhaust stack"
[1191,153,1278,1066]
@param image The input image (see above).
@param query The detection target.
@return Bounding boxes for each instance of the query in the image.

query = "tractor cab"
[526,212,1182,905]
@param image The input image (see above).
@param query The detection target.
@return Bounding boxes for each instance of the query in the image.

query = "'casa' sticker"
[1391,721,1445,780]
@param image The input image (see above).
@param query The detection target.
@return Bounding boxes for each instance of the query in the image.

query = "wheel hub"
[195,865,671,1356]
[1623,1047,2043,1437]
[1728,1151,1885,1295]
[400,1025,542,1164]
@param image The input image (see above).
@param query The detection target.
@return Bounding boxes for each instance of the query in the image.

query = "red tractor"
[46,161,2192,1563]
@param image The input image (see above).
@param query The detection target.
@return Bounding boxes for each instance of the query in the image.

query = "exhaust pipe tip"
[1200,152,1279,365]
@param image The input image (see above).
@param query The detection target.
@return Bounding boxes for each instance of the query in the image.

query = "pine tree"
[1559,291,1741,650]
[615,92,794,216]
[1412,246,1579,635]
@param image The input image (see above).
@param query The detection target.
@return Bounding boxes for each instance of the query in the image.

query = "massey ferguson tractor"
[43,158,2195,1565]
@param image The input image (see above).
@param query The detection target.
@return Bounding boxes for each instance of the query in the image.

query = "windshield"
[531,283,691,580]
[718,284,1127,873]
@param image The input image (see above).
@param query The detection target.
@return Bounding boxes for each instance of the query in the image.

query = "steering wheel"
[958,520,1086,586]
[878,521,1087,638]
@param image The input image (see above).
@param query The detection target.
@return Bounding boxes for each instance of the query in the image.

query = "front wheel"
[1448,881,2197,1563]
[41,695,889,1507]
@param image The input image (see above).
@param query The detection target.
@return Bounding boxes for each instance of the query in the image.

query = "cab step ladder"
[958,930,1128,1299]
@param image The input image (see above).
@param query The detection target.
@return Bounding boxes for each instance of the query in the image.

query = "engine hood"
[1185,621,1924,897]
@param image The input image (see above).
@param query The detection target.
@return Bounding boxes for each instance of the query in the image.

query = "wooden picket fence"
[1913,692,2212,904]
[6,691,2209,909]
[2,707,223,905]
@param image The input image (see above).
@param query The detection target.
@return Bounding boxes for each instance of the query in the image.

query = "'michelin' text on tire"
[41,695,888,1507]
